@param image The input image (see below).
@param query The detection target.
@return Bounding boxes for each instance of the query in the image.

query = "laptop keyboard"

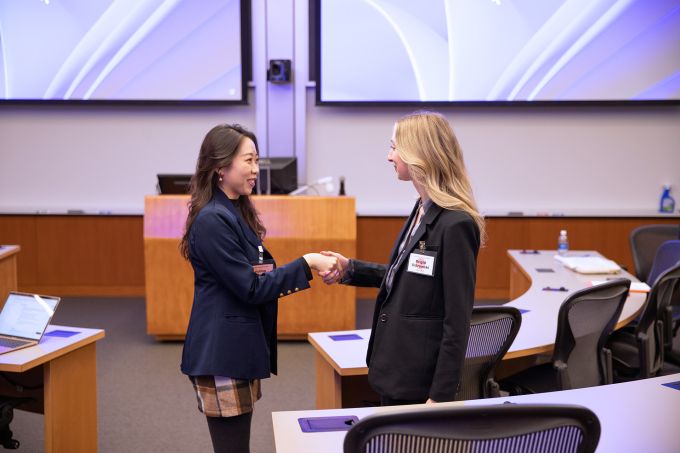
[0,338,30,348]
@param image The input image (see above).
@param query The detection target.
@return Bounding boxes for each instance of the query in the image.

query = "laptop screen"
[0,293,60,341]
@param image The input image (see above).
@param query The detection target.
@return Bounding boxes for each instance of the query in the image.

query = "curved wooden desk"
[308,250,646,408]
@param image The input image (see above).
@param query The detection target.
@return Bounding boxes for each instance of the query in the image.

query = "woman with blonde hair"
[323,111,484,405]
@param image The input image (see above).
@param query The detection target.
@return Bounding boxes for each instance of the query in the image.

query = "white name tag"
[407,252,436,276]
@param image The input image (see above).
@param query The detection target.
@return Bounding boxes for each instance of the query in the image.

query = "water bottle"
[558,230,569,256]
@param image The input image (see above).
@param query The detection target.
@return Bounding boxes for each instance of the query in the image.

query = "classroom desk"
[308,250,647,408]
[0,325,105,453]
[272,373,680,453]
[0,245,20,301]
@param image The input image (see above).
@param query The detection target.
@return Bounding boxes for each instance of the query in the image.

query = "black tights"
[205,412,253,453]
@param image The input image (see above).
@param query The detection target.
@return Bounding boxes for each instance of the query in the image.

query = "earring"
[218,174,223,182]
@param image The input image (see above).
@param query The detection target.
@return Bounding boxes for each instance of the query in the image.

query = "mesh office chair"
[608,261,680,380]
[456,306,521,400]
[501,279,630,394]
[629,224,680,282]
[645,240,680,365]
[343,404,601,453]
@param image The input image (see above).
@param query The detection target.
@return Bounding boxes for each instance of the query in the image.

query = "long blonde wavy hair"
[394,111,486,243]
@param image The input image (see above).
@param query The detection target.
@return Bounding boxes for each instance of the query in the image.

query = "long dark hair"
[179,124,266,260]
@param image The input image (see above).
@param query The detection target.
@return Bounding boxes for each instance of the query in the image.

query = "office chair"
[0,396,33,449]
[501,279,630,394]
[629,224,680,282]
[608,261,680,380]
[343,403,601,453]
[456,306,521,400]
[645,240,680,365]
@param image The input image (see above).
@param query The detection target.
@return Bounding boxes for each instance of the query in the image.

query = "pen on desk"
[543,286,568,292]
[507,211,524,217]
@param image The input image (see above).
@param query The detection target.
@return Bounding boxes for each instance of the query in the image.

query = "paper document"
[590,280,650,293]
[554,255,621,274]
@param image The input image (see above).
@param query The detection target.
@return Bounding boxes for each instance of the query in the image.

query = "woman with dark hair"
[179,124,337,452]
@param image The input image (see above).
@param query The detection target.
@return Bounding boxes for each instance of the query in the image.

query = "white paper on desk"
[590,280,651,293]
[554,255,621,274]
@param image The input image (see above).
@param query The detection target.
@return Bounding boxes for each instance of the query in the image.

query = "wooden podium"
[144,195,356,340]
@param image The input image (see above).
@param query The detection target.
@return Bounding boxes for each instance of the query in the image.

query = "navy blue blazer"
[346,201,479,402]
[180,189,311,379]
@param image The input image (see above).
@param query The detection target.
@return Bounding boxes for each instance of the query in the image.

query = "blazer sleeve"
[191,212,311,304]
[428,217,479,402]
[342,259,386,288]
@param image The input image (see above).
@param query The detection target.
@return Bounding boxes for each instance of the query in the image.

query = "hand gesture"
[303,253,339,275]
[320,251,349,285]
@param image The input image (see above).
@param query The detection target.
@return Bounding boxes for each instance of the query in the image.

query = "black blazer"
[346,200,479,402]
[180,189,311,379]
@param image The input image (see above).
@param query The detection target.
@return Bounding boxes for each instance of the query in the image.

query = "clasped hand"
[302,251,349,284]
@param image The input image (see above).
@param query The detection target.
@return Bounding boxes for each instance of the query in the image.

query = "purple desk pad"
[298,416,359,432]
[662,380,680,391]
[45,329,80,338]
[329,334,362,341]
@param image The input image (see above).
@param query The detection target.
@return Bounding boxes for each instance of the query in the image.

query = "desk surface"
[0,324,105,373]
[309,250,646,376]
[0,245,20,260]
[273,373,680,453]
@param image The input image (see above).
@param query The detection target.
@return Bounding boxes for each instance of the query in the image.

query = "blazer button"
[287,290,292,294]
[379,313,388,323]
[279,293,284,297]
[295,287,299,292]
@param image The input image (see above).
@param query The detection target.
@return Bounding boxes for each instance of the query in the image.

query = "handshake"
[302,251,349,285]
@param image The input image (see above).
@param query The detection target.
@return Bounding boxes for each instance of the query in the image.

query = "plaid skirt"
[190,376,262,417]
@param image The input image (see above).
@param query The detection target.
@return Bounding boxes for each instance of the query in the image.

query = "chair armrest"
[662,306,673,347]
[553,360,571,390]
[636,331,650,378]
[486,378,501,398]
[602,347,613,384]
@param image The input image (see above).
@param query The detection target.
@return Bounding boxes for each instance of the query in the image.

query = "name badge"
[252,259,275,275]
[407,250,436,277]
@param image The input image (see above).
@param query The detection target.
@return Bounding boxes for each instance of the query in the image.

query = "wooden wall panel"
[0,215,144,296]
[0,214,677,300]
[356,216,679,301]
[0,216,39,285]
[355,217,406,300]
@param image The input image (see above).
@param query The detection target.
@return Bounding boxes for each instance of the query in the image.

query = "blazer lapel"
[383,203,443,301]
[215,190,262,250]
[386,200,421,264]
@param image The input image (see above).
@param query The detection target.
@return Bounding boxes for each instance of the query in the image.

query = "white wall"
[305,98,680,215]
[0,103,255,213]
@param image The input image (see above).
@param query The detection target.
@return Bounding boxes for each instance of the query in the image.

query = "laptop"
[0,292,60,355]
